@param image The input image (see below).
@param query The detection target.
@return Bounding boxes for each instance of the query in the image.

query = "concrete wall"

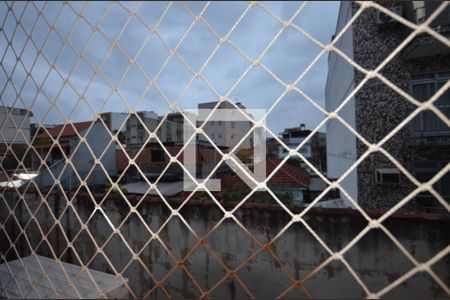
[325,2,358,207]
[2,191,449,299]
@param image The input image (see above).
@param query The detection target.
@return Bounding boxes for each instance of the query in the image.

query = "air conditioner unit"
[377,5,403,25]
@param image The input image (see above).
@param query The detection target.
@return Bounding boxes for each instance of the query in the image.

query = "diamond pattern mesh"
[0,1,449,299]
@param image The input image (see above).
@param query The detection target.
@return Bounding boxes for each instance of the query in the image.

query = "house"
[116,141,224,182]
[278,124,313,160]
[0,106,32,171]
[33,120,117,189]
[277,124,327,173]
[116,140,226,199]
[219,157,310,205]
[325,1,450,211]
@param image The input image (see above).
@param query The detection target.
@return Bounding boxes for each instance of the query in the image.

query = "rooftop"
[221,157,310,190]
[35,121,95,139]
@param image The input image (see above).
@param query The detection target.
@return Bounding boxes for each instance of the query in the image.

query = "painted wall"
[325,2,358,207]
[36,122,117,189]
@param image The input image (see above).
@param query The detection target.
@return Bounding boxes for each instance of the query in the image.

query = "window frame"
[413,160,450,210]
[374,168,401,185]
[410,71,450,135]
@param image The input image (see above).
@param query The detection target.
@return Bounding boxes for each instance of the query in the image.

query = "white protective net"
[0,1,449,299]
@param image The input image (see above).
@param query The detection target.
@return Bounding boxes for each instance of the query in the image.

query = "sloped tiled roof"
[35,121,94,139]
[221,157,310,190]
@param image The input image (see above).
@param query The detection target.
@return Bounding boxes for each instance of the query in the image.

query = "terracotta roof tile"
[221,157,309,190]
[35,121,94,139]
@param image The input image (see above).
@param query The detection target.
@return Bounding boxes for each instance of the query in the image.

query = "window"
[151,149,164,162]
[414,161,449,211]
[218,133,222,139]
[375,168,400,185]
[411,71,450,133]
[218,121,222,125]
[231,122,235,129]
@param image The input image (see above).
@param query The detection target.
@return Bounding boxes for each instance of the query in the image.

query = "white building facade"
[324,2,358,207]
[0,106,31,144]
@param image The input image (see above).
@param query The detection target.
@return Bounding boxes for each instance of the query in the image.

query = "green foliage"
[34,138,51,145]
[285,157,301,167]
[192,191,210,200]
[219,185,251,202]
[105,182,128,194]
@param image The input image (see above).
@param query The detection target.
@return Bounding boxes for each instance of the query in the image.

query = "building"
[30,123,57,138]
[0,106,32,170]
[158,112,184,144]
[100,112,128,133]
[0,106,31,144]
[33,120,117,189]
[100,112,128,142]
[125,111,185,147]
[125,111,159,145]
[325,1,450,211]
[275,124,327,173]
[116,141,223,182]
[198,101,253,151]
[278,124,313,159]
[219,157,310,205]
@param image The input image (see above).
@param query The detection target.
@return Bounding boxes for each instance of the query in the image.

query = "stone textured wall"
[1,191,449,299]
[351,4,450,210]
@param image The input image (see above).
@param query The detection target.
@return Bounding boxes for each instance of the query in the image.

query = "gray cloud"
[1,1,339,134]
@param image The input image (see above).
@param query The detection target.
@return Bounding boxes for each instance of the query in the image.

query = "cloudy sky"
[0,1,339,135]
